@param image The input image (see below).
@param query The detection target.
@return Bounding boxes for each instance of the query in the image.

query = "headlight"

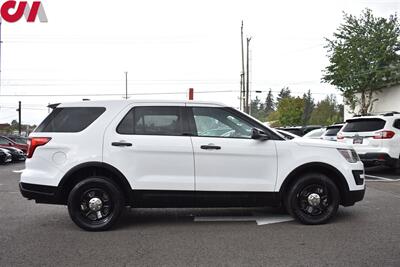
[337,148,360,163]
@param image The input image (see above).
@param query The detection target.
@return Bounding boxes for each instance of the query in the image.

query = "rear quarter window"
[394,119,400,130]
[342,119,385,132]
[325,127,341,136]
[35,107,106,133]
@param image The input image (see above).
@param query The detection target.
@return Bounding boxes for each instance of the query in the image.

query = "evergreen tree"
[264,89,275,116]
[302,90,315,125]
[277,87,291,103]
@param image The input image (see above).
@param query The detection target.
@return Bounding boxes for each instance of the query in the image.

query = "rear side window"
[117,106,184,136]
[342,119,385,132]
[325,126,342,136]
[35,107,105,133]
[0,137,11,145]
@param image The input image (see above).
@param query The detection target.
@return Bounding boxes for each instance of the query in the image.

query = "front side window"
[117,106,184,136]
[192,107,253,138]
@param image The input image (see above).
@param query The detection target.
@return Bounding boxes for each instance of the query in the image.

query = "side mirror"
[251,128,270,140]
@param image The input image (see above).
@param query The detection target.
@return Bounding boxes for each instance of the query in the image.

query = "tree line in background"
[250,88,343,127]
[251,8,399,124]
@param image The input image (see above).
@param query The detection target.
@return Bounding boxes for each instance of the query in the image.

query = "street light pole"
[124,72,128,99]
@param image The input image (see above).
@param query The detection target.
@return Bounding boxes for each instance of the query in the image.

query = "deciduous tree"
[323,9,400,115]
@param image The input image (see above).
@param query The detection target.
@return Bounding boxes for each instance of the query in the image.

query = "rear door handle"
[112,142,132,147]
[200,145,221,150]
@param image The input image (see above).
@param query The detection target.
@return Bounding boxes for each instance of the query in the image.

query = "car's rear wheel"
[67,177,124,231]
[285,173,340,225]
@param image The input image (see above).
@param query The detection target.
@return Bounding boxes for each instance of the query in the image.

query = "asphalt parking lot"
[1,163,399,266]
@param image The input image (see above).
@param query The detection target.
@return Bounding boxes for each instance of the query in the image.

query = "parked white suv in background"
[337,112,400,169]
[321,123,344,142]
[20,100,365,231]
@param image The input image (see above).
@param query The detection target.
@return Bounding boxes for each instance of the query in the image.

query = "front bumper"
[19,182,61,204]
[341,188,366,206]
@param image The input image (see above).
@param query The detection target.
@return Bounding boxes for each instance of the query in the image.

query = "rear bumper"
[358,153,398,166]
[19,182,61,204]
[341,188,366,207]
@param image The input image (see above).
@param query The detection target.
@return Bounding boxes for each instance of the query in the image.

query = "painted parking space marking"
[255,214,294,225]
[12,170,24,173]
[194,212,293,225]
[365,174,399,181]
[194,216,256,222]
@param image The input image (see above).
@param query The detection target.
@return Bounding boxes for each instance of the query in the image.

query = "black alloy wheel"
[285,173,340,225]
[68,177,124,231]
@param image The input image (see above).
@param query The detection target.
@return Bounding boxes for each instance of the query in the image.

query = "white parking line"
[194,212,293,225]
[194,216,256,222]
[254,214,294,225]
[12,170,24,173]
[365,174,399,181]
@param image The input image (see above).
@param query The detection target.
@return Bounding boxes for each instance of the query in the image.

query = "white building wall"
[344,85,400,120]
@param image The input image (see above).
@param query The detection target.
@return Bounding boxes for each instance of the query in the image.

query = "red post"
[189,88,194,100]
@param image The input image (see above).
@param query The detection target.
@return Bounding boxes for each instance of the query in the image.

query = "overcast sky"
[0,0,399,125]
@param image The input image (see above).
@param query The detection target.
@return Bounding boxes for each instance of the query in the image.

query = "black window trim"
[115,105,283,140]
[116,106,191,136]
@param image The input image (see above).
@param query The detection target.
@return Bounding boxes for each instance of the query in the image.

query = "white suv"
[337,113,400,169]
[20,100,365,231]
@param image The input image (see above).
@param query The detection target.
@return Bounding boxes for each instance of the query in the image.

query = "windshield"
[325,126,342,136]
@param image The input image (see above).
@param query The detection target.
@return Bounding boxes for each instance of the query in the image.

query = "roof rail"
[382,111,400,116]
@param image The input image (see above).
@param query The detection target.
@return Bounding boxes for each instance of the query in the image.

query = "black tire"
[285,173,340,225]
[67,177,124,231]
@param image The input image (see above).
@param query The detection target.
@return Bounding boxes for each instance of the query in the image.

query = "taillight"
[27,137,51,158]
[337,133,344,140]
[373,130,395,139]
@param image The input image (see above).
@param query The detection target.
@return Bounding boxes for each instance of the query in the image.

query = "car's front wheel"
[67,177,124,231]
[285,173,340,225]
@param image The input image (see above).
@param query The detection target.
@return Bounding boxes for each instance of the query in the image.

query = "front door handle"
[112,142,132,147]
[200,144,221,150]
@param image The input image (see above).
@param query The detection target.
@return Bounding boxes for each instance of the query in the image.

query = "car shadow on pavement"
[115,207,280,229]
[113,206,355,230]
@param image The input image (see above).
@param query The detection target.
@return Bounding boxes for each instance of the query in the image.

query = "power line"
[0,90,341,98]
[0,106,47,110]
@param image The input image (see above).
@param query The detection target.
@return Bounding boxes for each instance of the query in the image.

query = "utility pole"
[245,37,251,114]
[17,101,21,135]
[124,71,128,99]
[240,21,245,111]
